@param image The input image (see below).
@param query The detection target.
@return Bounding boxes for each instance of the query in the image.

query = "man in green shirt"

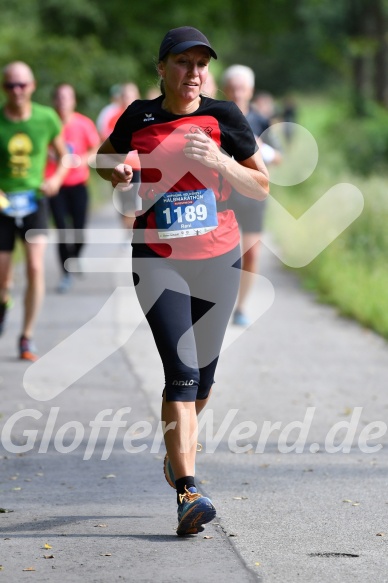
[0,61,68,360]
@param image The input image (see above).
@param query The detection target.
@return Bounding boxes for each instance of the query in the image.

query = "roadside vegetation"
[268,95,388,338]
[3,1,388,337]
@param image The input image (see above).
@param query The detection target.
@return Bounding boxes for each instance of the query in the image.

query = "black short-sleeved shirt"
[110,95,258,259]
[245,108,270,138]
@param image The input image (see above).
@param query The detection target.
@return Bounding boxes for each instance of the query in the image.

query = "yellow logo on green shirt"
[8,133,33,178]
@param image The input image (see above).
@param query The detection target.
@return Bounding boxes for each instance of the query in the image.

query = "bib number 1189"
[162,204,208,225]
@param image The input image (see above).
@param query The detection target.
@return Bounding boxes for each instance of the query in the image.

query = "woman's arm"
[40,133,69,197]
[95,138,133,188]
[183,130,269,201]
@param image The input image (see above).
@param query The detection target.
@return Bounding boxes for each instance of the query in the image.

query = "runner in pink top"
[47,84,101,292]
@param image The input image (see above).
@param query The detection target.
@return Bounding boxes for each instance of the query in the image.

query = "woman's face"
[54,84,76,116]
[158,47,211,102]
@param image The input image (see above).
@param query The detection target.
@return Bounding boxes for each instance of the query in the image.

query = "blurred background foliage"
[1,0,387,115]
[2,0,388,336]
[2,0,388,142]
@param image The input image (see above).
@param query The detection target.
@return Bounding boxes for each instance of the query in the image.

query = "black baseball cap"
[158,26,217,61]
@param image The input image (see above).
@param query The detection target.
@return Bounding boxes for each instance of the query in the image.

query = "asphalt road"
[1,202,388,582]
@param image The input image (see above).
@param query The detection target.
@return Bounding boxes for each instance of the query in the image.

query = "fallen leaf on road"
[95,524,108,528]
[12,487,21,491]
[43,555,55,559]
[100,553,112,556]
[44,544,52,549]
[255,562,261,566]
[342,499,352,503]
[199,480,208,484]
[22,567,36,571]
[102,474,116,479]
[232,496,248,500]
[352,502,360,506]
[203,536,213,539]
[35,473,44,477]
[376,533,385,536]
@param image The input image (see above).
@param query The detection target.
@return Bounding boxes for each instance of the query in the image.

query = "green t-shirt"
[0,102,62,194]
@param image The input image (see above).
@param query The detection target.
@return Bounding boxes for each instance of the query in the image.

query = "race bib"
[154,189,218,239]
[0,190,38,219]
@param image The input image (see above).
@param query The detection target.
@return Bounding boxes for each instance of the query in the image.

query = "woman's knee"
[25,251,45,282]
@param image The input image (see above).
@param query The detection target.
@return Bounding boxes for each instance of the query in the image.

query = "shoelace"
[178,485,202,505]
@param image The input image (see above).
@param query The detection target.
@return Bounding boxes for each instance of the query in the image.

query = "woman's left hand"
[183,129,227,169]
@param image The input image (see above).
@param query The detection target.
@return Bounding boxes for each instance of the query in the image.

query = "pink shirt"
[96,103,121,141]
[47,112,101,187]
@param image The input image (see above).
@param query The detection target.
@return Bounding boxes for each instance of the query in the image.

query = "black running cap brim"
[168,41,217,60]
[158,27,217,61]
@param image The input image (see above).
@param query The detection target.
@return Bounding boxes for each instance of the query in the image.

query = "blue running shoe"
[232,309,250,326]
[57,273,73,294]
[19,335,39,362]
[176,486,216,536]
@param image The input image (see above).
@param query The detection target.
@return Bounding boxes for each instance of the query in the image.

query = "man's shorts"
[228,189,267,234]
[0,199,48,252]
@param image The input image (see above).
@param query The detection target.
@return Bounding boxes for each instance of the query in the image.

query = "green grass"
[307,250,388,337]
[268,94,388,339]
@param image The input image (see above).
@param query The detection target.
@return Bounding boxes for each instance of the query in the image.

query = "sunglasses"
[3,82,29,90]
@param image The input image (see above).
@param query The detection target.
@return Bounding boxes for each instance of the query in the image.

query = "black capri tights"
[132,245,241,402]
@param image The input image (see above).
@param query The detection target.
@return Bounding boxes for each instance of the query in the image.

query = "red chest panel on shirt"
[131,116,222,197]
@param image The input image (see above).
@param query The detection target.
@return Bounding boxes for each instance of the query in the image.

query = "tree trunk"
[372,0,388,106]
[348,0,369,115]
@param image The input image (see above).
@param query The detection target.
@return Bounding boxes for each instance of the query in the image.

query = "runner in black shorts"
[229,184,267,232]
[97,27,269,536]
[0,199,48,252]
[0,61,67,359]
[47,84,101,293]
[222,65,281,326]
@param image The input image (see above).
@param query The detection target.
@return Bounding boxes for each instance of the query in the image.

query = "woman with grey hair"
[221,64,281,326]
